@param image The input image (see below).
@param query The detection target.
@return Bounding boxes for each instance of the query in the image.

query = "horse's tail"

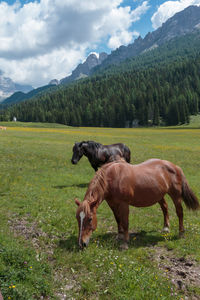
[181,173,199,210]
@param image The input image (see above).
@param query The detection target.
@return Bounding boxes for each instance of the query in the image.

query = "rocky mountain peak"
[0,70,33,102]
[49,79,60,85]
[60,52,108,85]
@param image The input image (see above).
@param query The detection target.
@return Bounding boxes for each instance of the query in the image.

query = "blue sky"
[0,0,200,87]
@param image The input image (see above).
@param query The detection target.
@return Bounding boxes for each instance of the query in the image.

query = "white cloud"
[151,0,200,29]
[0,47,86,87]
[131,1,150,22]
[108,30,139,49]
[0,0,150,87]
[105,1,150,49]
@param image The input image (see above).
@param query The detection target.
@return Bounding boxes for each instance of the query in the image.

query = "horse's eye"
[88,217,92,222]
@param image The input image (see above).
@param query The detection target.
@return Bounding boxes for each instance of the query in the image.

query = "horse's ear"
[89,199,98,210]
[75,198,81,206]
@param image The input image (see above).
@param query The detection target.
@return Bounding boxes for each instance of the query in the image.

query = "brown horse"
[75,159,199,249]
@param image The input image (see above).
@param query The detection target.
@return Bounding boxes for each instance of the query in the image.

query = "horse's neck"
[84,145,98,161]
[84,192,104,209]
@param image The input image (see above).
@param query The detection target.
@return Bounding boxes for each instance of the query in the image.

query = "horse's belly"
[130,187,165,207]
[131,197,159,207]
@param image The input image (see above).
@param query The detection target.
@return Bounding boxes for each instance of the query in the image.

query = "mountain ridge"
[59,52,108,85]
[92,5,200,71]
[0,71,33,102]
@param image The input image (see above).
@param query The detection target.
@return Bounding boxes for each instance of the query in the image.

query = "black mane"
[81,141,102,149]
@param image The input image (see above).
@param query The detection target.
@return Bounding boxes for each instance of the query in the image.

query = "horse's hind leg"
[172,196,185,237]
[159,198,170,233]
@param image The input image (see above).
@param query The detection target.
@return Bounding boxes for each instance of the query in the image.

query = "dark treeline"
[1,33,200,127]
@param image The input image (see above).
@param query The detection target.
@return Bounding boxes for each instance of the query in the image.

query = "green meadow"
[0,120,200,300]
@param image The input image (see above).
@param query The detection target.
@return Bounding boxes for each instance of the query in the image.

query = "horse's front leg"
[159,198,170,233]
[118,203,129,249]
[107,201,129,248]
[106,201,124,240]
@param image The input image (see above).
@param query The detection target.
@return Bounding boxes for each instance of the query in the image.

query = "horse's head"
[71,142,85,164]
[75,198,98,249]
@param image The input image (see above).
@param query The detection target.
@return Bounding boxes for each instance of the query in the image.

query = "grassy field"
[0,121,200,300]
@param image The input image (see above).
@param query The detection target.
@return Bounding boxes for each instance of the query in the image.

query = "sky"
[1,0,200,87]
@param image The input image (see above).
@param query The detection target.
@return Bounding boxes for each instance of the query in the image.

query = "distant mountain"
[0,70,33,102]
[50,5,200,81]
[2,52,108,106]
[49,79,59,85]
[2,84,57,106]
[59,52,108,84]
[3,34,200,126]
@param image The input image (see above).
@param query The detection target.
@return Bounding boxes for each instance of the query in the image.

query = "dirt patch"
[8,215,79,299]
[151,246,200,299]
[9,215,48,249]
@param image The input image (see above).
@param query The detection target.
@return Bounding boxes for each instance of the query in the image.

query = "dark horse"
[75,159,199,249]
[71,141,131,171]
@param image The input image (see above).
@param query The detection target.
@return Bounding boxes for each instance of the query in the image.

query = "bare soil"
[150,246,200,299]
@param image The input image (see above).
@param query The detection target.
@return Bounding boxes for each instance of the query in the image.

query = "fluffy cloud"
[107,1,149,48]
[151,0,200,29]
[0,0,149,87]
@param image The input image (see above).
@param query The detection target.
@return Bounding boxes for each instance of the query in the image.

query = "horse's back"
[104,143,131,163]
[103,159,182,207]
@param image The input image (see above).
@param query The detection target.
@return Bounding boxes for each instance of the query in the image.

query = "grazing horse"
[0,126,6,130]
[75,159,199,249]
[71,141,131,171]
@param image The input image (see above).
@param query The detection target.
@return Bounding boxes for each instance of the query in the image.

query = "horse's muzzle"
[79,239,89,249]
[71,159,77,165]
[79,242,87,250]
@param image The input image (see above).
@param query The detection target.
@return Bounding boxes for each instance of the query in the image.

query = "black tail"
[182,177,200,210]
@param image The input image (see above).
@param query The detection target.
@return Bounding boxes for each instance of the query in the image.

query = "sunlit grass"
[0,121,200,299]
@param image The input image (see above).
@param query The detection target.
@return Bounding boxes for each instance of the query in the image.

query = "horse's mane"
[84,167,107,205]
[81,140,102,149]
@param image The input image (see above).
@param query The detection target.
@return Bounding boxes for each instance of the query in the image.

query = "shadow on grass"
[93,230,180,250]
[58,236,79,252]
[128,230,179,248]
[90,231,164,249]
[53,182,89,189]
[58,230,180,252]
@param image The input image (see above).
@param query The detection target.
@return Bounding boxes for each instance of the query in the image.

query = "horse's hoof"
[162,227,170,233]
[120,243,129,250]
[116,233,124,241]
